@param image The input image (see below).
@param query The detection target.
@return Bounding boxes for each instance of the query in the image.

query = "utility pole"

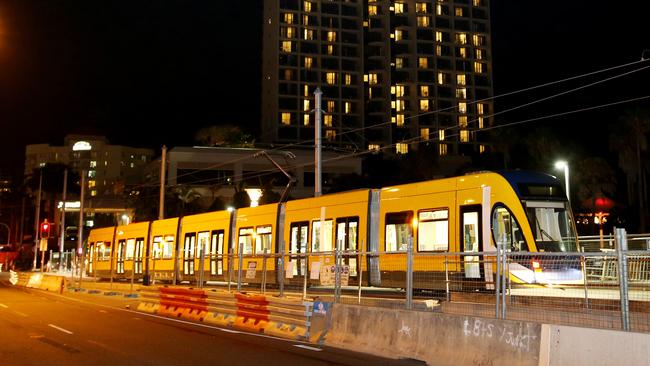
[33,169,43,270]
[59,169,68,271]
[314,88,322,197]
[159,145,167,220]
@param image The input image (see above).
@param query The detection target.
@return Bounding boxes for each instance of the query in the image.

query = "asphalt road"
[0,276,423,366]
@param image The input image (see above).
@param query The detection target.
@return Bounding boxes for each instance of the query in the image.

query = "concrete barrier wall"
[538,324,650,366]
[324,304,541,366]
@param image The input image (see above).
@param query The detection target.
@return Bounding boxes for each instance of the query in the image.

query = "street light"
[554,160,570,202]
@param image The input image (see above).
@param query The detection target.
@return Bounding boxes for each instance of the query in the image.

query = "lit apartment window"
[394,30,403,41]
[459,47,467,58]
[394,84,405,97]
[282,27,295,38]
[368,87,373,99]
[456,33,467,45]
[459,115,468,127]
[437,72,447,85]
[326,130,336,141]
[281,112,292,125]
[436,45,442,56]
[324,115,333,127]
[418,57,428,68]
[90,160,97,168]
[368,144,380,151]
[473,0,482,6]
[396,114,405,126]
[344,102,352,114]
[474,62,484,73]
[417,16,430,27]
[88,180,96,188]
[420,85,429,97]
[304,29,314,40]
[281,41,292,52]
[475,49,484,60]
[368,5,378,16]
[303,1,312,12]
[416,2,428,13]
[395,57,404,69]
[304,85,310,96]
[304,56,313,69]
[420,99,430,111]
[304,99,311,111]
[420,128,430,141]
[458,102,467,114]
[302,15,309,26]
[479,145,486,153]
[368,73,378,85]
[304,114,310,126]
[460,129,469,142]
[457,74,466,85]
[435,31,443,42]
[439,143,448,156]
[456,88,467,99]
[284,69,293,80]
[439,129,445,141]
[327,31,337,42]
[394,3,405,14]
[436,4,442,15]
[473,35,484,46]
[327,100,335,113]
[477,103,485,115]
[284,13,294,24]
[395,100,404,112]
[455,7,464,16]
[345,74,352,85]
[396,143,408,154]
[478,117,485,129]
[327,44,334,55]
[90,190,97,197]
[326,72,337,85]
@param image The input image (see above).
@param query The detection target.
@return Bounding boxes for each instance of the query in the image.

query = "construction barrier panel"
[10,272,65,294]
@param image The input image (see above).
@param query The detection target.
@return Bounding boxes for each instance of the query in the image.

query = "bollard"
[261,249,268,294]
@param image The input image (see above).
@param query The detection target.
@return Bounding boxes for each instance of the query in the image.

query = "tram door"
[116,240,126,274]
[289,222,309,277]
[134,238,144,275]
[183,233,196,276]
[210,230,224,276]
[336,217,359,278]
[88,243,95,274]
[461,205,482,279]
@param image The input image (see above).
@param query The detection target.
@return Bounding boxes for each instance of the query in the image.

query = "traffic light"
[40,220,50,239]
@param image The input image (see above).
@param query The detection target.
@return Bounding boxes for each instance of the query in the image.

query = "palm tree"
[609,108,650,231]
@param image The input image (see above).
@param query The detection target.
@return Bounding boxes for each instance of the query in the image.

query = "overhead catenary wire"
[162,58,650,185]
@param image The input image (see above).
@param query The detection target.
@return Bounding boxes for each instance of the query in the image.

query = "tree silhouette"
[575,157,617,234]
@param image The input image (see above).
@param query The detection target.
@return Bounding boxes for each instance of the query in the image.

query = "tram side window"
[290,222,309,254]
[211,230,224,255]
[256,226,273,254]
[239,228,254,254]
[492,205,527,251]
[125,238,136,259]
[312,219,333,252]
[197,231,210,256]
[97,241,108,261]
[418,209,449,251]
[385,211,413,252]
[162,235,174,258]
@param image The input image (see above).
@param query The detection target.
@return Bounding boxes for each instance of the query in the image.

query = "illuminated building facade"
[262,0,493,157]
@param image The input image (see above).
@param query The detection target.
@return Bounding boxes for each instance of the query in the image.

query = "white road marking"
[48,324,73,335]
[293,345,322,352]
[219,328,241,334]
[0,303,8,308]
[98,310,107,313]
[12,310,28,317]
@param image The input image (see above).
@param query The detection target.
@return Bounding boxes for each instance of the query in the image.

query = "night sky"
[0,0,648,179]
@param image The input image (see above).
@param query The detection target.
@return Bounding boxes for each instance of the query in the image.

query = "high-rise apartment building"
[262,0,492,157]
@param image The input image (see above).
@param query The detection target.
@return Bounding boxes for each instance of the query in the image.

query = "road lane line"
[0,303,8,308]
[12,310,28,317]
[98,309,107,313]
[293,345,322,352]
[48,324,73,335]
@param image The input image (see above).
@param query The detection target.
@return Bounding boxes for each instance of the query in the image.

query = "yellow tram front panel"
[149,217,179,282]
[378,178,458,287]
[232,203,279,283]
[86,226,116,277]
[179,211,231,282]
[114,221,150,280]
[283,190,371,286]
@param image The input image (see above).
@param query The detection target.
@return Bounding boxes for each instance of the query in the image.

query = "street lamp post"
[555,161,570,202]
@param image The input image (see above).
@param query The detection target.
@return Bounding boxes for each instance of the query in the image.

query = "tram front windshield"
[525,201,577,252]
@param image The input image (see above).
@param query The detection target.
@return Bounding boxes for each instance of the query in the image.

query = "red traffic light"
[40,220,50,238]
